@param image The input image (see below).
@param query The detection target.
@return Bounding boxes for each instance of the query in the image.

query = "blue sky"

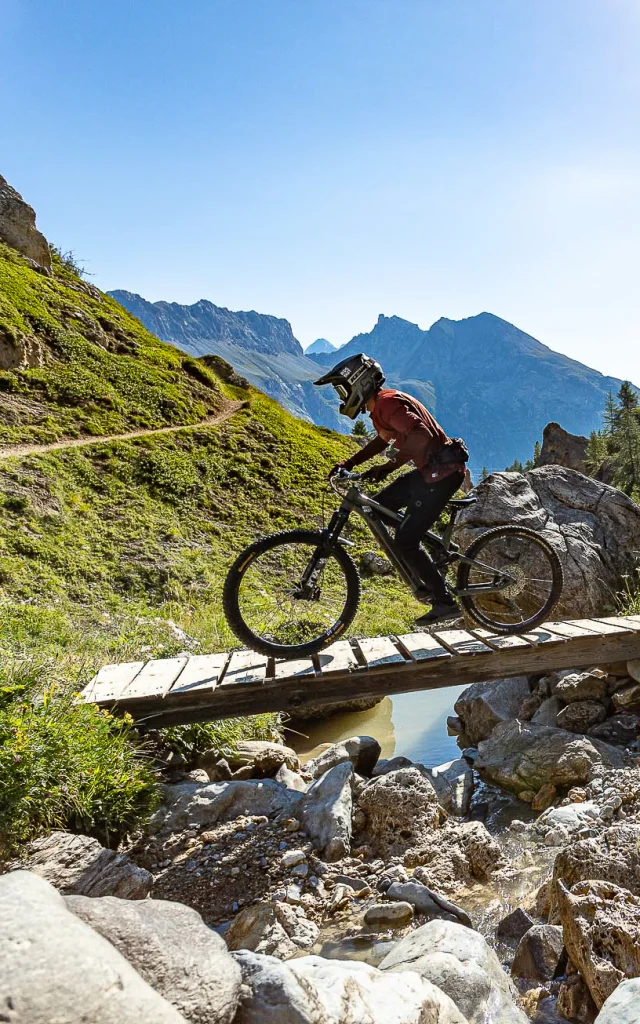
[3,0,640,382]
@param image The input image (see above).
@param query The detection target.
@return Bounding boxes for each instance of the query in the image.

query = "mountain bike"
[223,469,564,658]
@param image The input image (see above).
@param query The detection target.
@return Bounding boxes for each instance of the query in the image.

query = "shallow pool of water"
[290,685,468,767]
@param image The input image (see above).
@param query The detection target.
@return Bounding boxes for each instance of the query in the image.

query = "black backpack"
[433,437,470,465]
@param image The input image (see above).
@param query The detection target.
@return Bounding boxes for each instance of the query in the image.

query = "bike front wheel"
[223,529,361,658]
[456,525,563,634]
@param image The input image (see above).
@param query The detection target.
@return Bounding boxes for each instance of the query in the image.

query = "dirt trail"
[0,400,246,460]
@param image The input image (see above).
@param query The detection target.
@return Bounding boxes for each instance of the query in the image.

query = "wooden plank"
[221,649,268,686]
[317,640,360,675]
[470,629,534,651]
[567,618,632,635]
[624,615,640,628]
[593,616,640,632]
[168,653,229,696]
[395,632,452,662]
[121,656,189,700]
[520,626,568,645]
[83,661,145,703]
[543,620,604,639]
[275,657,317,680]
[432,628,493,655]
[355,636,408,668]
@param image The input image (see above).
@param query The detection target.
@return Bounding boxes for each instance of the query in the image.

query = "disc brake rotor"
[498,564,527,598]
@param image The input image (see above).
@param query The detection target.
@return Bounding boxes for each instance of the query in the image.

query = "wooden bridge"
[81,616,640,728]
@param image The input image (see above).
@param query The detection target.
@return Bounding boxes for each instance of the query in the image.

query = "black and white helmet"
[313,353,385,419]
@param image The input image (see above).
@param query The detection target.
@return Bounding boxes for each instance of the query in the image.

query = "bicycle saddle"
[448,497,477,507]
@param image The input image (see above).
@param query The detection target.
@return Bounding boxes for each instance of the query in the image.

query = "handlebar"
[329,467,362,494]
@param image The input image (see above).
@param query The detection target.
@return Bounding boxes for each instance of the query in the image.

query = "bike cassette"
[498,564,527,598]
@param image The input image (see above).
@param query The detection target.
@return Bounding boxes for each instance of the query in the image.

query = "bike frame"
[306,477,517,600]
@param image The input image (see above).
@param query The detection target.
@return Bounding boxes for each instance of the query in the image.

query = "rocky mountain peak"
[0,173,51,272]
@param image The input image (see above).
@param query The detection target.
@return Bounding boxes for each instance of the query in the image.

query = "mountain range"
[110,292,634,474]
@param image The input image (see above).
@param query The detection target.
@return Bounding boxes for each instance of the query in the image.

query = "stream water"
[290,686,468,767]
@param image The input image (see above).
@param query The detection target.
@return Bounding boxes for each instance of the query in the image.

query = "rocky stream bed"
[4,657,640,1023]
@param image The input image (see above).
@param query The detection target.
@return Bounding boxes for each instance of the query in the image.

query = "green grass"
[0,242,427,853]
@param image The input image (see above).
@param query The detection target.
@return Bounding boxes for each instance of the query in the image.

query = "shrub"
[0,665,159,857]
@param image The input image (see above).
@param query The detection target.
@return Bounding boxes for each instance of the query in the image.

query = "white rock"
[595,977,640,1023]
[301,762,353,861]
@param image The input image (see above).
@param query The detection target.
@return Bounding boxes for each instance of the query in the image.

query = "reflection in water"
[290,685,468,768]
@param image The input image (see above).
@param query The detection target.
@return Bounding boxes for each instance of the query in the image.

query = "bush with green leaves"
[0,664,159,857]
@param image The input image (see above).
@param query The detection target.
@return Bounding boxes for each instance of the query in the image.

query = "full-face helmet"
[313,353,385,419]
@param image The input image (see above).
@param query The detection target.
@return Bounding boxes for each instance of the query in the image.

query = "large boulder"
[556,879,640,1009]
[539,422,588,474]
[201,741,300,778]
[407,821,504,888]
[425,758,474,816]
[300,761,353,861]
[224,901,318,959]
[556,700,607,733]
[232,950,468,1023]
[155,778,302,834]
[304,735,381,779]
[0,173,51,270]
[380,919,528,1024]
[66,894,241,1024]
[457,467,640,617]
[19,831,152,898]
[553,823,640,898]
[454,677,530,745]
[357,767,440,857]
[595,978,640,1023]
[0,871,186,1023]
[474,720,624,796]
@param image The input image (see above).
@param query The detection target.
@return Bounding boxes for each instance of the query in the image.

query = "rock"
[511,924,564,982]
[447,715,464,736]
[474,720,624,796]
[628,660,640,684]
[380,919,528,1024]
[301,761,353,861]
[425,758,474,816]
[589,713,640,745]
[531,697,561,727]
[557,973,598,1022]
[557,700,607,733]
[157,779,302,834]
[536,801,600,837]
[556,671,609,703]
[595,977,640,1023]
[305,735,381,779]
[275,764,308,791]
[373,755,416,776]
[612,681,640,714]
[357,768,440,857]
[539,422,588,474]
[287,696,384,721]
[364,902,415,929]
[456,467,640,618]
[20,831,152,898]
[227,740,300,775]
[531,783,557,811]
[361,551,394,575]
[225,901,318,959]
[0,871,186,1024]
[556,879,640,1008]
[232,950,468,1023]
[281,848,306,868]
[66,894,241,1024]
[553,823,640,899]
[454,677,530,745]
[386,881,472,927]
[0,173,51,271]
[407,821,504,887]
[496,908,533,942]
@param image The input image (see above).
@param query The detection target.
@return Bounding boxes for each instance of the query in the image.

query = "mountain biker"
[314,353,467,626]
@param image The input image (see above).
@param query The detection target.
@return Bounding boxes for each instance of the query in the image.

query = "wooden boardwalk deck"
[80,616,640,728]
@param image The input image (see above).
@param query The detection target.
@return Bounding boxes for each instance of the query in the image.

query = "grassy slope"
[0,243,424,692]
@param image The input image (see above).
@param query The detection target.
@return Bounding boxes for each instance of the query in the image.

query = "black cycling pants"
[374,469,465,602]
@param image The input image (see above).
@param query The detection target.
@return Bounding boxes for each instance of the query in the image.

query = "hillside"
[109,290,345,432]
[0,243,425,679]
[314,312,634,474]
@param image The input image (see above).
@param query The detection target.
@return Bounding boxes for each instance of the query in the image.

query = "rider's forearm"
[344,434,387,469]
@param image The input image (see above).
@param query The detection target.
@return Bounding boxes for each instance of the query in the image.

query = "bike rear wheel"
[223,529,361,658]
[456,525,563,634]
